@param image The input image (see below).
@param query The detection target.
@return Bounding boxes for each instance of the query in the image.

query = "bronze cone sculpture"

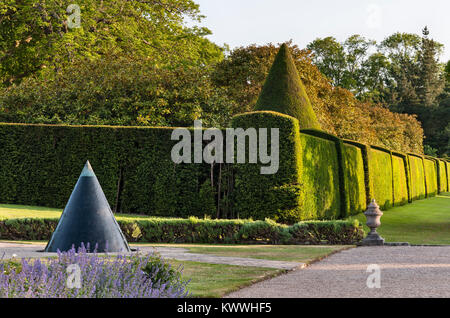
[45,161,130,253]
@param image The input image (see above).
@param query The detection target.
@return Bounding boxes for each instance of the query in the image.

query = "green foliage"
[231,111,303,223]
[424,145,439,157]
[0,121,446,224]
[307,30,448,156]
[342,140,374,204]
[0,123,213,218]
[445,161,450,192]
[408,154,426,200]
[236,219,290,244]
[198,180,216,217]
[437,160,448,193]
[369,147,393,209]
[0,217,364,245]
[0,0,223,86]
[0,124,121,209]
[342,143,367,215]
[424,158,438,197]
[0,218,58,241]
[307,35,376,94]
[287,219,363,245]
[212,42,424,154]
[300,132,341,219]
[142,254,183,289]
[308,30,445,108]
[445,61,450,83]
[447,161,450,191]
[0,55,233,128]
[254,44,321,130]
[392,154,409,206]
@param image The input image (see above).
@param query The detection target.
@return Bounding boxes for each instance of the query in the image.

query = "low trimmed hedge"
[0,217,364,245]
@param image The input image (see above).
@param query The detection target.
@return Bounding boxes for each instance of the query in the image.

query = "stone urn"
[361,199,385,246]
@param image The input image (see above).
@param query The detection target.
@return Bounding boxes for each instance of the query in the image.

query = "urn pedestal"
[361,199,385,246]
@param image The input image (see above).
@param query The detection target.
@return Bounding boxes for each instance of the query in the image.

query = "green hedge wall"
[437,160,448,193]
[0,124,120,208]
[341,143,367,215]
[445,161,450,192]
[231,111,303,223]
[407,154,426,200]
[0,123,212,218]
[116,127,212,217]
[342,140,373,206]
[299,132,341,220]
[423,158,438,197]
[368,147,393,210]
[0,217,364,245]
[0,121,447,223]
[392,153,409,206]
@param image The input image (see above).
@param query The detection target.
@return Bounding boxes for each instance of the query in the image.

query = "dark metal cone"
[44,161,130,253]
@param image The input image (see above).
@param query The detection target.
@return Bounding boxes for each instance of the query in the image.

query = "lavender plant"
[0,244,189,298]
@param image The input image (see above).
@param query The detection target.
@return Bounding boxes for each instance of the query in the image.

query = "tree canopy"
[0,3,439,156]
[0,0,223,86]
[212,42,424,154]
[307,28,448,156]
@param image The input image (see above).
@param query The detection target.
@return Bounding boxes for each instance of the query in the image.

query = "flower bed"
[0,244,188,298]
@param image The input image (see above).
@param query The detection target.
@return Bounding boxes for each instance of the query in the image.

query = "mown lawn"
[347,193,450,245]
[0,204,158,221]
[167,259,282,298]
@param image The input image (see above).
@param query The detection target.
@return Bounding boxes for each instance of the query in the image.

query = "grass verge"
[167,259,282,298]
[0,204,163,221]
[347,193,450,245]
[139,244,351,262]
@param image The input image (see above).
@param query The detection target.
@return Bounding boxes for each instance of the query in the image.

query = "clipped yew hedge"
[0,123,213,218]
[341,142,367,216]
[445,161,450,192]
[0,119,447,225]
[231,111,303,224]
[369,146,393,210]
[392,153,409,206]
[437,160,448,193]
[0,217,364,245]
[0,124,120,209]
[423,158,438,197]
[408,154,426,200]
[299,130,343,220]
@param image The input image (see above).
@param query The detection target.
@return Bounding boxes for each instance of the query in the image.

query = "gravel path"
[225,246,450,298]
[0,242,303,270]
[3,243,449,297]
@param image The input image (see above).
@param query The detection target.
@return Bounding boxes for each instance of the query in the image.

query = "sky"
[194,0,450,62]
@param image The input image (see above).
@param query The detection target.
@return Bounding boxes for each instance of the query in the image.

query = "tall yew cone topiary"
[255,43,321,129]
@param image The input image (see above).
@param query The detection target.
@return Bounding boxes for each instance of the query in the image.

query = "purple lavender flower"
[0,245,189,298]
